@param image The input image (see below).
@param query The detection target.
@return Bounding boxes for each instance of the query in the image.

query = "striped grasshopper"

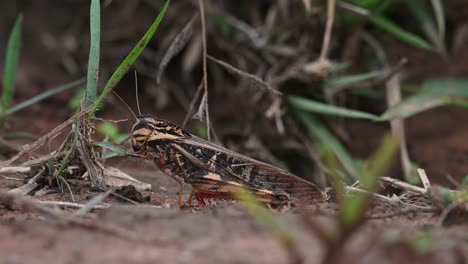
[128,114,325,208]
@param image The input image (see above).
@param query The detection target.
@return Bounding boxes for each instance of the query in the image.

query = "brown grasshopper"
[128,114,324,208]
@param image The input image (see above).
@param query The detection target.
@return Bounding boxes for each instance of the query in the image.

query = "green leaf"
[2,15,23,112]
[289,95,379,120]
[91,141,128,156]
[97,122,120,139]
[85,0,101,107]
[296,112,358,180]
[89,0,171,118]
[6,78,85,116]
[369,14,432,51]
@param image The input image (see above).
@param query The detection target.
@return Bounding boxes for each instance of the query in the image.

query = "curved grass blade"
[430,0,445,48]
[2,15,23,112]
[381,79,468,120]
[324,71,382,89]
[407,0,446,56]
[379,94,451,121]
[85,0,101,107]
[369,14,432,51]
[339,134,399,229]
[296,111,358,181]
[6,78,85,115]
[89,0,171,118]
[422,79,468,96]
[289,95,378,121]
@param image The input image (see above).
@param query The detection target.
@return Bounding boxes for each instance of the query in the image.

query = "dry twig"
[0,190,140,241]
[380,176,427,195]
[0,105,93,169]
[198,0,211,141]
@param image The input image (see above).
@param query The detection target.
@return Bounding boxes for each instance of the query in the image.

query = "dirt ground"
[1,166,467,264]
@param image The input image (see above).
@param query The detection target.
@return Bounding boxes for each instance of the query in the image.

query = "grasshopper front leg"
[154,158,186,209]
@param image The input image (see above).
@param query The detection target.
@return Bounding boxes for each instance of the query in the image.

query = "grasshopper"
[129,114,325,208]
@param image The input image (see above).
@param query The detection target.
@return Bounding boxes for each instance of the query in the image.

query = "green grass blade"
[369,14,432,51]
[2,15,23,111]
[339,134,398,229]
[85,0,101,107]
[296,112,358,180]
[89,0,171,118]
[234,191,295,244]
[6,78,85,116]
[407,0,446,56]
[422,79,468,96]
[430,0,445,48]
[380,79,468,120]
[288,95,379,120]
[324,71,382,89]
[379,93,451,121]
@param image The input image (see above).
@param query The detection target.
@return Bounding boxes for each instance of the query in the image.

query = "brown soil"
[2,168,467,264]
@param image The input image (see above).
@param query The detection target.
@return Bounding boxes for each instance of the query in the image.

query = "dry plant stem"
[0,166,30,174]
[198,0,211,141]
[9,168,46,195]
[76,125,102,186]
[0,105,94,169]
[346,186,397,204]
[207,55,282,95]
[417,168,432,190]
[20,152,65,167]
[302,0,312,14]
[386,73,412,180]
[39,200,109,210]
[302,0,335,76]
[336,1,369,17]
[0,190,140,241]
[319,0,335,61]
[157,15,196,84]
[380,176,427,194]
[1,175,22,181]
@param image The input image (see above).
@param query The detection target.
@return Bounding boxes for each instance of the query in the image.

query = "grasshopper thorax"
[131,114,190,153]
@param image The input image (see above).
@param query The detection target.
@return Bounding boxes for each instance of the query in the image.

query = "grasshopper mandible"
[128,114,325,208]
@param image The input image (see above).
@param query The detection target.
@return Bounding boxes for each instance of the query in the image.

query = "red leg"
[194,192,232,206]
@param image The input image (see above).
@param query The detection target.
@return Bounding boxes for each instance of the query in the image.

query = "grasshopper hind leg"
[186,171,232,206]
[186,171,292,207]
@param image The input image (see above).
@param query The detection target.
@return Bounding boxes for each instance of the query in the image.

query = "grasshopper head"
[131,114,190,153]
[131,114,158,153]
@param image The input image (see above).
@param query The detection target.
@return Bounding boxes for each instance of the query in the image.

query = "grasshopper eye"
[132,137,145,152]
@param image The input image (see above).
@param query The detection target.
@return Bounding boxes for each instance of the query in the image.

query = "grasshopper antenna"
[111,90,138,121]
[134,71,142,116]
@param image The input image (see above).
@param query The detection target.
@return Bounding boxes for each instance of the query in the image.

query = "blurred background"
[1,0,468,188]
